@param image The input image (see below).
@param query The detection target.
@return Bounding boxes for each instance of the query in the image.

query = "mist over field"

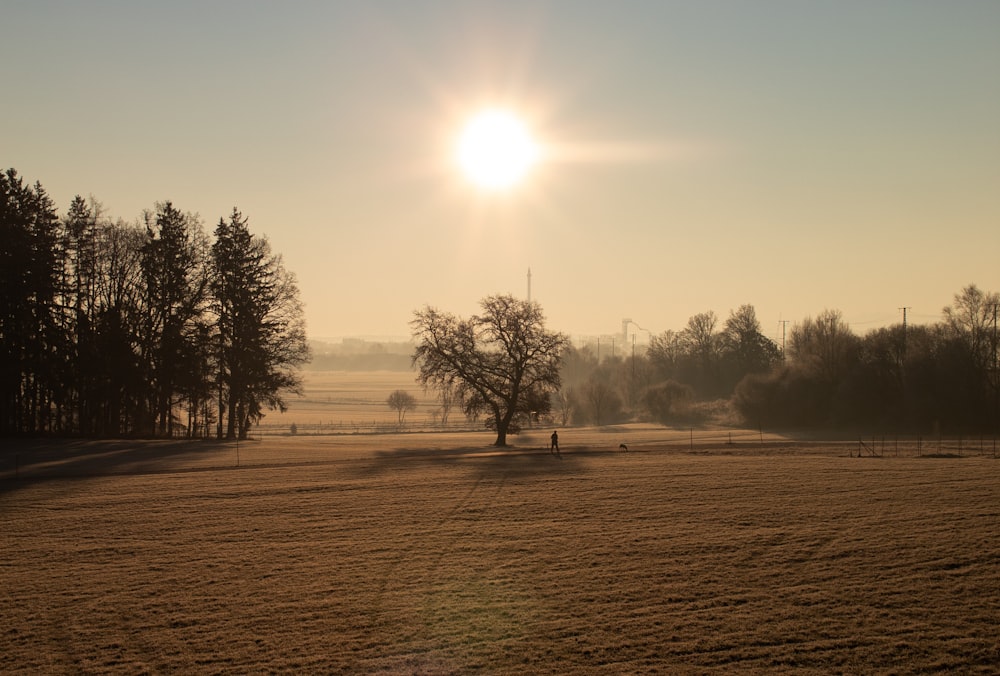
[4,1,999,671]
[306,339,414,372]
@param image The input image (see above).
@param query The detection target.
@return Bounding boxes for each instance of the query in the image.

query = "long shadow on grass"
[0,438,245,494]
[348,444,591,480]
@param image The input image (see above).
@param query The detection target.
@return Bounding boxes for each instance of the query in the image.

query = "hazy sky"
[4,1,998,341]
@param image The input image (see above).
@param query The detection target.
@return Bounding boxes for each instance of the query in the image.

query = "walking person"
[550,430,560,455]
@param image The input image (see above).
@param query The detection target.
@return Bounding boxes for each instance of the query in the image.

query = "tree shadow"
[0,438,242,495]
[0,438,596,496]
[348,444,589,481]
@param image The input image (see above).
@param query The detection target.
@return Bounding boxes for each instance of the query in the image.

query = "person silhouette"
[550,430,560,455]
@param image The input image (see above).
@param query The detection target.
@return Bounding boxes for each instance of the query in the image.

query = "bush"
[641,380,695,425]
[733,367,833,428]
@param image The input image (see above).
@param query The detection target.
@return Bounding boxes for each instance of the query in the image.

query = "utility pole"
[526,268,531,302]
[992,303,999,430]
[778,320,789,360]
[898,307,912,406]
[899,306,911,360]
[992,303,998,374]
[632,333,636,378]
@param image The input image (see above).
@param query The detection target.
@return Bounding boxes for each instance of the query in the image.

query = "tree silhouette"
[720,305,781,384]
[6,163,1000,439]
[91,218,148,435]
[141,202,208,436]
[386,390,417,425]
[1,168,310,438]
[0,169,62,433]
[582,376,623,426]
[412,295,568,446]
[211,209,309,439]
[788,309,860,385]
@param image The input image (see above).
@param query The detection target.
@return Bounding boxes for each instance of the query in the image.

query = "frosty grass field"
[2,371,998,673]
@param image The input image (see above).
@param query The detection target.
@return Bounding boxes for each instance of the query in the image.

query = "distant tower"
[527,268,532,302]
[622,318,632,344]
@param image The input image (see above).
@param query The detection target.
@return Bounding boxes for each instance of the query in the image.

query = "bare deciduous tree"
[434,383,457,427]
[411,294,568,446]
[583,376,621,426]
[386,389,417,425]
[943,284,1000,377]
[551,388,575,427]
[788,309,860,384]
[647,330,684,381]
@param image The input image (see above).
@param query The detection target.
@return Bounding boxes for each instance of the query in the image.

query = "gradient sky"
[4,1,998,342]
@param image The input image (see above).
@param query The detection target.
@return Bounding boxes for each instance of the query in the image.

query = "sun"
[456,109,540,190]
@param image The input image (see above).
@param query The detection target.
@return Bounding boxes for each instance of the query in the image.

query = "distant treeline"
[1,168,309,439]
[306,340,414,372]
[556,292,1000,434]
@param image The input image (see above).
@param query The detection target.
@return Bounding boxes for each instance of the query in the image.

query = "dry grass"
[2,433,998,674]
[267,370,437,432]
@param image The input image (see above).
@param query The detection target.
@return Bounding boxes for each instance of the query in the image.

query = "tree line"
[1,168,309,439]
[558,290,1000,434]
[410,289,999,443]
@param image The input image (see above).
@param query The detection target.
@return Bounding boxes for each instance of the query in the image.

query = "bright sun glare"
[456,109,539,190]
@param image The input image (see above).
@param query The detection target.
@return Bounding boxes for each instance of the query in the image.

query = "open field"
[2,434,998,674]
[263,371,439,434]
[245,372,1000,458]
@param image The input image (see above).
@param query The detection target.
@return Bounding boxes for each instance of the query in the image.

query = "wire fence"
[2,427,996,482]
[254,419,483,437]
[250,421,999,459]
[852,434,999,458]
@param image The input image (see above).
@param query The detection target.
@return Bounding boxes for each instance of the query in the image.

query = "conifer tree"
[0,170,63,433]
[211,209,308,439]
[141,202,209,436]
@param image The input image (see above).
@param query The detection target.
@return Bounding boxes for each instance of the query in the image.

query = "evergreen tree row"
[1,168,309,438]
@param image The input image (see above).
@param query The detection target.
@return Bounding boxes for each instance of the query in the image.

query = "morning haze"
[4,3,1000,673]
[2,2,997,340]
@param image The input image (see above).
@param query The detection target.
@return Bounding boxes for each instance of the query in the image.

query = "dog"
[619,443,628,452]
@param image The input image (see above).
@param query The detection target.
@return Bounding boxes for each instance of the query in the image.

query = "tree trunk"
[226,398,237,439]
[494,406,514,447]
